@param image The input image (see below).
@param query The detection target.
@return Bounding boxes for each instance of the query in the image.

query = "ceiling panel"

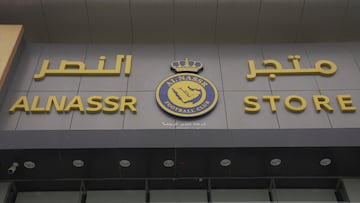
[338,0,360,41]
[0,1,360,46]
[174,0,217,43]
[298,0,348,42]
[41,0,90,43]
[132,0,173,43]
[87,0,132,43]
[216,0,261,43]
[0,0,22,24]
[256,0,304,43]
[21,0,49,42]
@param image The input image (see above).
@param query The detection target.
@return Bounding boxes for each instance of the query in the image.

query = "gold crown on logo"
[171,58,203,73]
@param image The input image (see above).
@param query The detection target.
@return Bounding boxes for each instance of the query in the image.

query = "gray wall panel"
[306,43,360,90]
[272,90,331,129]
[116,130,176,148]
[79,44,131,92]
[8,44,42,92]
[124,91,175,130]
[60,130,120,148]
[1,130,62,149]
[1,128,360,149]
[224,91,279,129]
[219,44,269,91]
[175,45,222,91]
[348,42,360,70]
[175,91,227,129]
[262,44,318,91]
[0,91,26,130]
[322,90,360,128]
[16,92,76,130]
[29,44,87,91]
[70,92,126,130]
[174,129,232,148]
[128,45,175,92]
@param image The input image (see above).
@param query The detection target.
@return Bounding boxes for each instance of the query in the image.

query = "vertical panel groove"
[39,0,51,42]
[254,0,263,43]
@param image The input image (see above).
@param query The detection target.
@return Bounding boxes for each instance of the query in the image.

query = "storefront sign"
[6,54,357,116]
[9,54,137,114]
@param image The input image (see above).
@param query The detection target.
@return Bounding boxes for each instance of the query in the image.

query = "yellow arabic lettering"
[288,55,301,70]
[97,56,106,71]
[33,54,132,81]
[246,55,337,81]
[59,60,86,71]
[262,59,283,80]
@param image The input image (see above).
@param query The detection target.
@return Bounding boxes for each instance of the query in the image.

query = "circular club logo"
[156,59,218,118]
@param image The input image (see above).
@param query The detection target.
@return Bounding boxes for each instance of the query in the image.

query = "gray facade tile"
[8,44,43,91]
[348,42,360,71]
[0,92,26,130]
[262,44,319,91]
[306,43,360,90]
[30,44,87,91]
[175,44,223,91]
[273,90,331,128]
[219,44,270,91]
[127,45,175,92]
[16,92,76,130]
[175,91,227,129]
[60,130,120,148]
[70,92,125,130]
[322,90,360,128]
[123,91,176,129]
[0,131,62,149]
[174,130,232,148]
[79,44,131,92]
[117,130,176,148]
[224,91,279,129]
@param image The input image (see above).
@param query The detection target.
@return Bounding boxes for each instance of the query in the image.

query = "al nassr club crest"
[155,58,218,118]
